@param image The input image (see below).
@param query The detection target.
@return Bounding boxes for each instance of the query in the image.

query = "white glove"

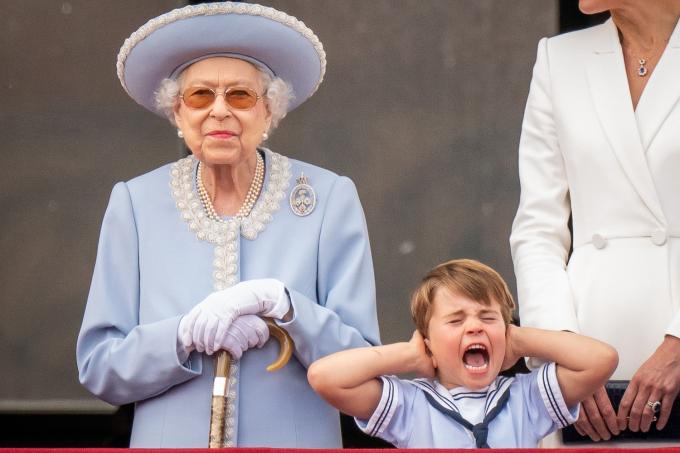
[178,279,289,354]
[215,314,269,359]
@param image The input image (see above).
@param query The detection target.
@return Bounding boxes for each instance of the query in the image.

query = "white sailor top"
[356,362,578,448]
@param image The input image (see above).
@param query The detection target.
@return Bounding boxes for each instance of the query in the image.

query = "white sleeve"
[510,37,580,339]
[536,362,579,428]
[354,375,414,446]
[518,362,579,440]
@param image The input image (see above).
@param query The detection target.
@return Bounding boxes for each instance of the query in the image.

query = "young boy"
[308,259,618,448]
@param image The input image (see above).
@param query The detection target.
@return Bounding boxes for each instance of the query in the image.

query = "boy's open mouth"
[462,344,489,371]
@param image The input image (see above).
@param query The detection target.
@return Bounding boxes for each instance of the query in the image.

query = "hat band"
[169,52,276,80]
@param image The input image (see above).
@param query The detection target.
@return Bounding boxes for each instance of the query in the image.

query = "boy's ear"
[423,338,437,368]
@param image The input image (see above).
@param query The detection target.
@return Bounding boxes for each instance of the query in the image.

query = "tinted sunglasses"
[180,86,262,110]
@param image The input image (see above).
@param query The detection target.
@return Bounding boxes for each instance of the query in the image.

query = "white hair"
[154,64,294,134]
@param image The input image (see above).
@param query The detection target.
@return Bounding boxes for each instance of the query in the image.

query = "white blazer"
[510,18,680,379]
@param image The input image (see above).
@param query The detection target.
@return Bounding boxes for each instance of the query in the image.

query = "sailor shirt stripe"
[367,375,397,436]
[538,363,573,428]
[453,392,486,400]
[485,376,511,413]
[412,379,459,412]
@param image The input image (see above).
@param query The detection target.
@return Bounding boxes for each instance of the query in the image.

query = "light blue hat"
[117,2,326,116]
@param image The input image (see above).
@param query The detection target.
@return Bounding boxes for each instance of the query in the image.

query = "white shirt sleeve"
[354,375,415,446]
[518,362,579,439]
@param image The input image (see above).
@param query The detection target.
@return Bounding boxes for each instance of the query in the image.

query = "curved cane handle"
[264,318,294,372]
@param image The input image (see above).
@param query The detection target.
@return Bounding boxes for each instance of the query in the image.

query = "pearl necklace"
[197,151,265,221]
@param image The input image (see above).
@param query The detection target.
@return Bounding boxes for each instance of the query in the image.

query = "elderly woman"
[510,0,680,446]
[76,2,379,448]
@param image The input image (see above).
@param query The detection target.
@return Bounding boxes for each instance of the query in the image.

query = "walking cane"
[209,318,294,448]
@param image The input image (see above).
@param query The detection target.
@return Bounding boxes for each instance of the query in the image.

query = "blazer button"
[651,229,667,246]
[592,234,607,249]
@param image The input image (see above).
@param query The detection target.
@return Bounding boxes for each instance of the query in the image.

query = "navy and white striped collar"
[410,375,515,419]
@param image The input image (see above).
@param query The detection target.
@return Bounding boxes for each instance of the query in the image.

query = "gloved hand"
[215,314,269,358]
[178,279,289,354]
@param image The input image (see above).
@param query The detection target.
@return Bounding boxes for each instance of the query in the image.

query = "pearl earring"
[177,129,184,138]
[262,132,269,141]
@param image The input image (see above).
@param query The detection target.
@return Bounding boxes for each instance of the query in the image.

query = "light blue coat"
[76,149,380,447]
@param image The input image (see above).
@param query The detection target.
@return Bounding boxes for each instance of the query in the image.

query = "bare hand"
[501,324,521,371]
[408,330,436,378]
[617,335,680,432]
[573,386,619,441]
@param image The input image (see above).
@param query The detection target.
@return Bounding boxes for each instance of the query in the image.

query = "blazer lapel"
[634,19,680,151]
[586,19,666,224]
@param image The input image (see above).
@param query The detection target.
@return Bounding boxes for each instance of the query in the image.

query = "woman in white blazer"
[510,0,680,444]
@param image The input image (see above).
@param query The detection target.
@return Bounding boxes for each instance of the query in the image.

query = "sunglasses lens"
[183,87,215,109]
[226,88,258,110]
[182,87,259,110]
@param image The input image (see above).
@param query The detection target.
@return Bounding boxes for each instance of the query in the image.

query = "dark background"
[0,0,606,446]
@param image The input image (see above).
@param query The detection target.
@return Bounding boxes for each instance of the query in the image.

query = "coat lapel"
[634,19,680,151]
[586,19,666,224]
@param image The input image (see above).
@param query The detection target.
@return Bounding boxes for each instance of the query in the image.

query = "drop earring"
[262,132,269,141]
[177,129,184,138]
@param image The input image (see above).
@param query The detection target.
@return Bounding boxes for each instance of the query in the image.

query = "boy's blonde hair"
[410,259,515,337]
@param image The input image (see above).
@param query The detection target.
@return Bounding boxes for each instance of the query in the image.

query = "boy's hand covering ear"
[501,324,521,371]
[409,330,436,378]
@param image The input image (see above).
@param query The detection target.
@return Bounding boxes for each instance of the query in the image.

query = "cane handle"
[264,318,294,372]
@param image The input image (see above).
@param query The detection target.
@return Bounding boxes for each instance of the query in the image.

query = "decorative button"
[592,233,607,249]
[651,229,667,246]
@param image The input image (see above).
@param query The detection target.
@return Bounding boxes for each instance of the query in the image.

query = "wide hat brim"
[117,2,326,116]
